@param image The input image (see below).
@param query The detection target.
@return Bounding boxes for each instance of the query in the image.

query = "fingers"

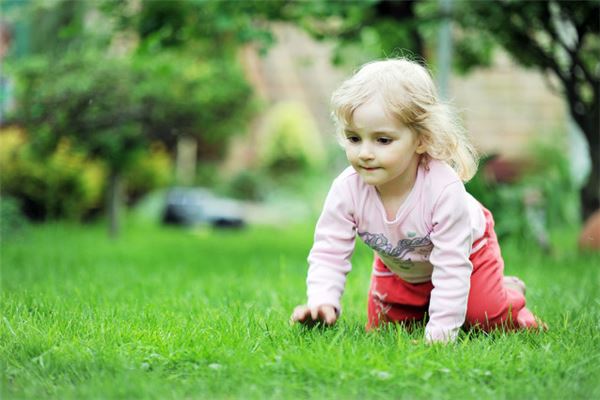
[311,306,319,321]
[291,305,311,323]
[290,304,337,326]
[318,305,337,326]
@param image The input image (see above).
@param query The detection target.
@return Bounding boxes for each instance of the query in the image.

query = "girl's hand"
[290,304,337,327]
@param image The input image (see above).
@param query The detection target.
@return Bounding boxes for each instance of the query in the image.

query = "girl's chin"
[360,175,385,186]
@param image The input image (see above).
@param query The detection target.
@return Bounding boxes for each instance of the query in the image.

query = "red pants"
[367,207,537,331]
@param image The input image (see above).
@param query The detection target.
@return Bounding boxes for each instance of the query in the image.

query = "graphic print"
[358,231,433,268]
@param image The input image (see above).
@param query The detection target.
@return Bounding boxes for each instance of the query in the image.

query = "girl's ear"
[415,135,427,154]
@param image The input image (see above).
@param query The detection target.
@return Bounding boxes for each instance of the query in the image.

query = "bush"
[130,50,257,159]
[0,128,176,220]
[195,162,220,188]
[124,142,173,205]
[257,101,325,176]
[0,128,106,221]
[466,142,579,247]
[0,128,175,220]
[223,170,266,201]
[11,47,256,174]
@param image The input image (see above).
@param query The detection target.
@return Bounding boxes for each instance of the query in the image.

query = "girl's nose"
[358,144,374,160]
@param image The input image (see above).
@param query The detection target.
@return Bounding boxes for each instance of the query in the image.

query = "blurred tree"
[453,0,599,219]
[15,52,147,236]
[9,0,261,237]
[263,0,599,220]
[271,0,429,64]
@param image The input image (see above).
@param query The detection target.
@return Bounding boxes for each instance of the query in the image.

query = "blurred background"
[0,0,598,249]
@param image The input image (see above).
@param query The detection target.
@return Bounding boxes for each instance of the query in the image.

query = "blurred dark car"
[162,187,245,228]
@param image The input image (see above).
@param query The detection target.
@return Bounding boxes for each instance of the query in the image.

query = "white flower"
[371,370,392,380]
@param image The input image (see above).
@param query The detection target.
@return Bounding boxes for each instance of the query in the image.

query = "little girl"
[291,58,545,343]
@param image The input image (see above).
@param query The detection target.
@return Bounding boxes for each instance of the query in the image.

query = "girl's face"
[343,97,424,194]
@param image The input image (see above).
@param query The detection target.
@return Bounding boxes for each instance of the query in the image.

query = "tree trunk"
[571,100,599,220]
[107,170,123,239]
[176,135,198,186]
[581,143,599,220]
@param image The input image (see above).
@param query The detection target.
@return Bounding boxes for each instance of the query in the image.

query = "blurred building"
[450,52,567,158]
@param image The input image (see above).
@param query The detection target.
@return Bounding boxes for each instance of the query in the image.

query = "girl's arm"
[306,177,357,315]
[426,181,474,343]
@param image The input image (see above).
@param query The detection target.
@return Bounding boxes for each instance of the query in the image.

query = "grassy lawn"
[2,220,599,399]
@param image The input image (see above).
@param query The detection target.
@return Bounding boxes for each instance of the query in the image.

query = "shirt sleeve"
[425,181,474,343]
[306,177,357,314]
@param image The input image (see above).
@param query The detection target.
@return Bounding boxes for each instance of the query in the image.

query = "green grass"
[2,220,599,399]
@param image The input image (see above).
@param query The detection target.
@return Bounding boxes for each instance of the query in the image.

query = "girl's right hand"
[290,304,337,326]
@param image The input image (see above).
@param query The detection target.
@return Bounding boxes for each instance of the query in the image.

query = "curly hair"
[331,58,479,182]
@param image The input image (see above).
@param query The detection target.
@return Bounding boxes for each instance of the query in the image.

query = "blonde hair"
[331,58,479,182]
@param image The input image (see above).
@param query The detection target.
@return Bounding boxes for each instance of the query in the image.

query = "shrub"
[10,49,255,211]
[130,50,257,159]
[257,101,325,176]
[466,142,579,247]
[223,170,266,201]
[124,142,173,205]
[0,127,106,221]
[195,162,220,188]
[0,128,174,220]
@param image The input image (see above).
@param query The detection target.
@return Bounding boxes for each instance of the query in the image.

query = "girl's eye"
[346,136,360,143]
[377,137,392,144]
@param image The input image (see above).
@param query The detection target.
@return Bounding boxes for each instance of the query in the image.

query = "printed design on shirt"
[358,231,433,268]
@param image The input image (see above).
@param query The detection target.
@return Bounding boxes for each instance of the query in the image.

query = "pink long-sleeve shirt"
[306,159,487,342]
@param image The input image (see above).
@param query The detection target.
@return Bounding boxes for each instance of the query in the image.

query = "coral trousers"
[367,207,537,331]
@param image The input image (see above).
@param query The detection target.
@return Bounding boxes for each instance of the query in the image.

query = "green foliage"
[466,142,579,243]
[6,0,263,233]
[223,170,267,201]
[524,144,580,229]
[455,0,599,75]
[194,162,220,188]
[20,0,94,57]
[130,48,255,159]
[132,0,277,54]
[11,0,259,162]
[12,47,254,170]
[0,128,106,221]
[454,0,600,216]
[123,143,173,205]
[267,0,496,71]
[13,51,145,172]
[278,0,426,66]
[0,128,171,220]
[257,101,325,176]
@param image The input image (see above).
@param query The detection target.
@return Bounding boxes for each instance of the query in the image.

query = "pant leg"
[465,207,529,330]
[367,256,432,329]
